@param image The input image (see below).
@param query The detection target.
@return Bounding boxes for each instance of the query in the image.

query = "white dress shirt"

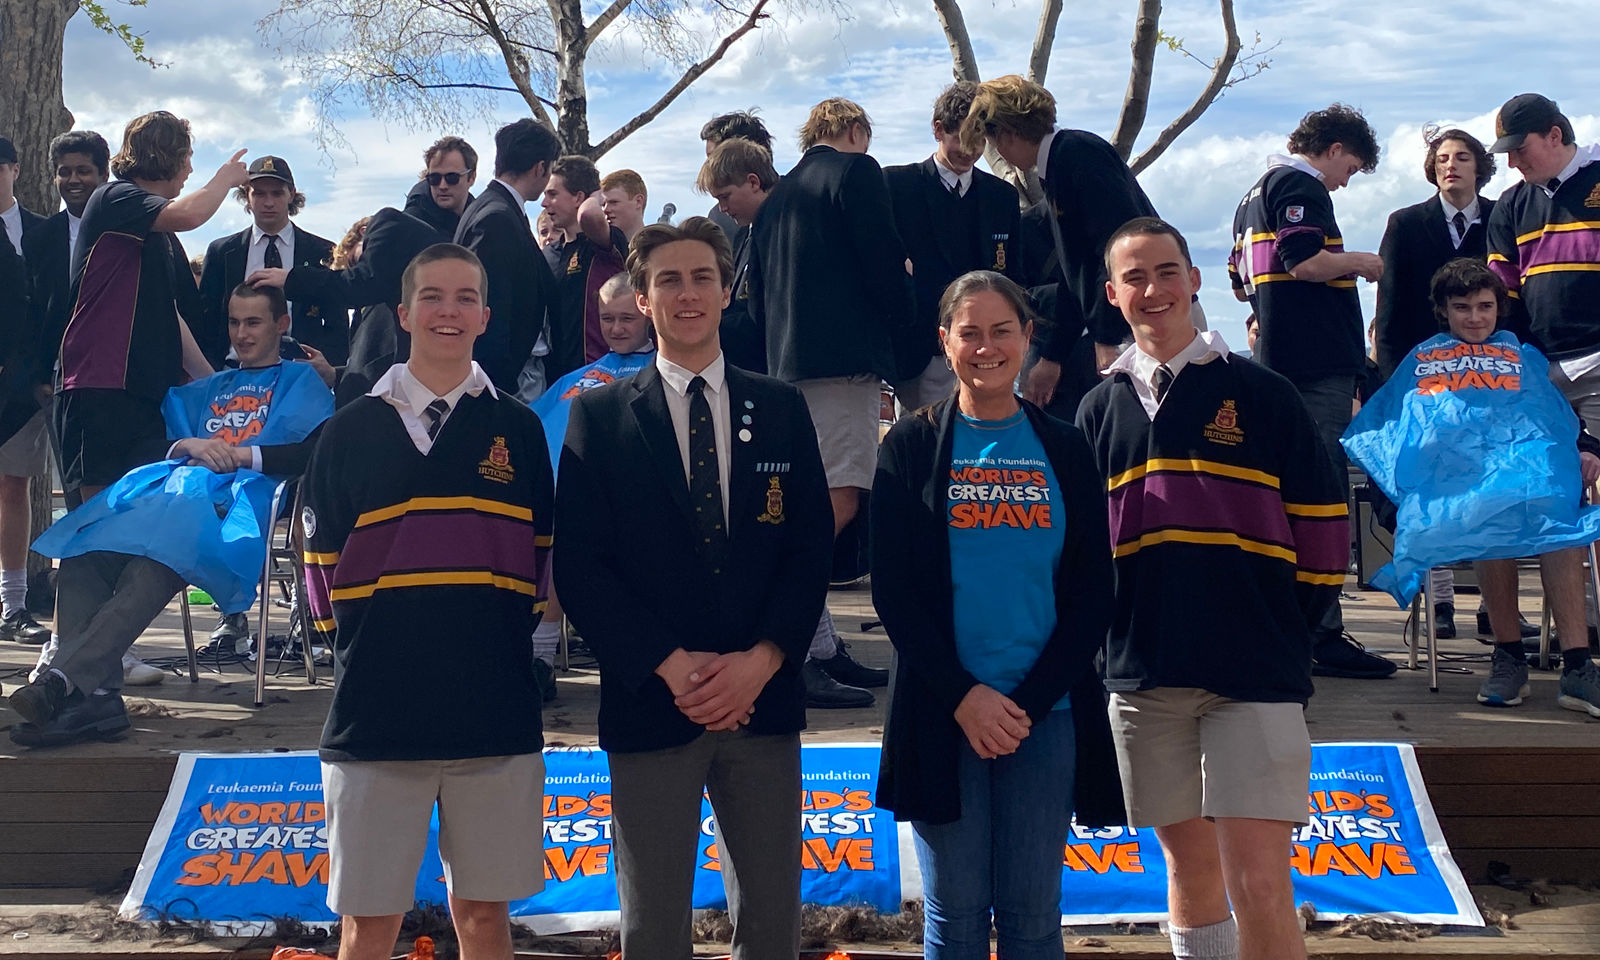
[656,352,731,524]
[1105,329,1233,420]
[368,360,497,455]
[933,156,974,197]
[0,200,20,252]
[67,210,83,256]
[1035,128,1060,179]
[247,221,296,277]
[1440,195,1481,248]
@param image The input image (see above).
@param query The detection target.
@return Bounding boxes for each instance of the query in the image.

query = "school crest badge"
[1203,400,1244,446]
[992,241,1007,271]
[1286,205,1305,224]
[757,476,785,524]
[1585,184,1600,209]
[300,506,316,538]
[566,252,581,275]
[478,436,515,483]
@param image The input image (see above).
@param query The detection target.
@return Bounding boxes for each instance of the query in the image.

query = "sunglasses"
[425,171,471,187]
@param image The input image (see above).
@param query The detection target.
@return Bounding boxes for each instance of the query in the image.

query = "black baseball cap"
[247,155,295,187]
[1491,94,1573,153]
[0,137,16,164]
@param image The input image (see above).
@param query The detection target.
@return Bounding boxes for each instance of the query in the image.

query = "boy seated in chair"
[9,284,333,746]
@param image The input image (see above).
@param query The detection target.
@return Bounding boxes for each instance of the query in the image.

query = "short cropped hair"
[1287,103,1380,172]
[700,111,774,152]
[600,169,648,203]
[550,155,600,197]
[1424,128,1496,191]
[799,98,872,151]
[233,180,308,216]
[1103,216,1194,274]
[937,270,1036,331]
[401,243,488,308]
[493,119,560,177]
[959,75,1057,155]
[932,81,979,133]
[423,135,477,174]
[626,217,734,293]
[110,111,192,182]
[598,271,635,303]
[1430,258,1506,330]
[696,139,779,193]
[49,130,110,177]
[229,281,288,322]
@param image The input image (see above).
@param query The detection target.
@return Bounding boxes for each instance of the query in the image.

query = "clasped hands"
[655,642,783,732]
[171,437,249,474]
[955,684,1032,759]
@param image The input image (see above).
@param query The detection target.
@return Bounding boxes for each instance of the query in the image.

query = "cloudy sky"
[51,0,1599,347]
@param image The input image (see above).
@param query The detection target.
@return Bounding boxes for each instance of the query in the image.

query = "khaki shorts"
[796,374,881,490]
[0,408,49,478]
[1108,689,1310,827]
[322,753,546,916]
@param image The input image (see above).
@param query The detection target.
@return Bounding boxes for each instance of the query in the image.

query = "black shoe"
[0,610,50,644]
[1433,603,1456,640]
[1311,634,1396,679]
[8,671,68,725]
[211,612,249,645]
[1476,609,1539,641]
[9,691,129,747]
[803,660,874,709]
[533,658,557,704]
[815,643,888,688]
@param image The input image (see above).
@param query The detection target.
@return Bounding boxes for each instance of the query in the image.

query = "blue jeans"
[912,709,1076,960]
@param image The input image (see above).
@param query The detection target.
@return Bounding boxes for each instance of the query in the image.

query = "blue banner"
[121,742,1480,932]
[1342,331,1600,605]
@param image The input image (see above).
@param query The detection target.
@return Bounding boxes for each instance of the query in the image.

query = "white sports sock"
[1169,915,1239,960]
[0,568,26,619]
[531,620,560,665]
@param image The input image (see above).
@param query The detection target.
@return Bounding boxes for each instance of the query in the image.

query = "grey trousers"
[609,729,802,960]
[52,551,185,693]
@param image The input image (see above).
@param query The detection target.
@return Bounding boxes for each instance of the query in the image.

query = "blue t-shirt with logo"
[947,407,1068,710]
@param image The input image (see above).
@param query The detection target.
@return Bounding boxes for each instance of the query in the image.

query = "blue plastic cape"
[530,350,654,480]
[1342,331,1600,605]
[35,362,334,614]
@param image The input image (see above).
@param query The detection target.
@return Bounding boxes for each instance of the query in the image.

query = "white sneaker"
[122,651,165,686]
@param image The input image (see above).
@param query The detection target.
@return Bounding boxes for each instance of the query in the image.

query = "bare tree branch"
[928,0,978,81]
[589,0,770,157]
[583,0,635,49]
[1129,0,1243,174]
[1110,0,1161,160]
[1026,0,1062,83]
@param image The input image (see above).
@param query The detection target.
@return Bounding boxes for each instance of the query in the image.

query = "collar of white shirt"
[1267,154,1325,181]
[493,177,527,207]
[1544,143,1600,197]
[368,360,498,411]
[656,352,727,398]
[1106,328,1232,396]
[1439,194,1480,224]
[251,221,296,248]
[932,156,974,196]
[1034,128,1061,179]
[0,202,20,242]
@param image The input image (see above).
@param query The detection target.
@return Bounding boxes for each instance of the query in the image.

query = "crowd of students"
[0,80,1597,960]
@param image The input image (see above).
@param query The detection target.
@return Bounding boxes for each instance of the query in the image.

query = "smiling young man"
[300,243,553,960]
[1227,103,1394,680]
[543,155,627,380]
[555,217,831,960]
[403,136,478,241]
[1076,217,1348,960]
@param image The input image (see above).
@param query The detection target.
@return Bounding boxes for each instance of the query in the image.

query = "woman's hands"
[954,684,1031,759]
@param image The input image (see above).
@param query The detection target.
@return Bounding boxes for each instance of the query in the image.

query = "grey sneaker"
[1557,659,1600,718]
[1476,647,1530,707]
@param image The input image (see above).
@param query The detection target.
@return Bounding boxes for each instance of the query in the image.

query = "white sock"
[1169,915,1239,960]
[0,568,26,618]
[531,621,560,665]
[29,635,58,682]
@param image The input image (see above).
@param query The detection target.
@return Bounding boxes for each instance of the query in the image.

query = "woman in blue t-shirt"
[871,271,1121,959]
